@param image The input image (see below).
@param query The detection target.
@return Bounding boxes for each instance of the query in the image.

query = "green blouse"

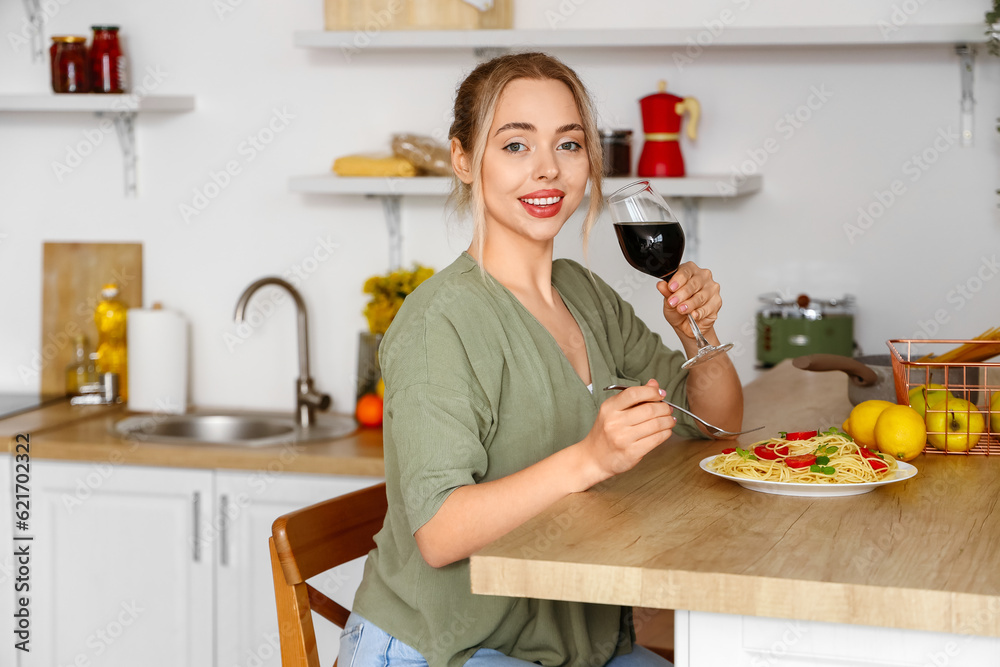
[353,252,701,667]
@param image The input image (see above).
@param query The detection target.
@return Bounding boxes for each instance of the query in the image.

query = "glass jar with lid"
[600,129,633,177]
[48,36,61,89]
[90,25,126,93]
[50,36,90,93]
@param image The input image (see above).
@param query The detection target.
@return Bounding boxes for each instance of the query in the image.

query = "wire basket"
[888,339,1000,455]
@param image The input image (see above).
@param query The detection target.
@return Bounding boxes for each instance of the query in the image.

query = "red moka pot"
[637,80,700,177]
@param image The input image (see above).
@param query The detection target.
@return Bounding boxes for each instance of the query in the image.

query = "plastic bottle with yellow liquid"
[94,283,128,400]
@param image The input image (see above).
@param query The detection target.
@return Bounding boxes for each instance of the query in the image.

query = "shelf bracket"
[956,44,975,148]
[96,111,138,198]
[372,194,403,271]
[21,0,44,62]
[679,197,700,265]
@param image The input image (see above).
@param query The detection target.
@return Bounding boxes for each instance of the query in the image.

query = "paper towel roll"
[127,307,189,414]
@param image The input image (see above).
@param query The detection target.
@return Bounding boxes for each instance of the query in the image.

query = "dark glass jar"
[49,36,61,90]
[600,129,633,177]
[90,25,126,94]
[51,36,90,94]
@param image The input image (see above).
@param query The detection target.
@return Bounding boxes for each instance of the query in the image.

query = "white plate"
[699,455,918,497]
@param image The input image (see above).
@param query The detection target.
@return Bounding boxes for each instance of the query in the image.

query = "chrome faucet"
[234,277,331,428]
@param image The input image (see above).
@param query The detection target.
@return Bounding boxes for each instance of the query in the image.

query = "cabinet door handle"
[219,494,229,567]
[192,491,201,563]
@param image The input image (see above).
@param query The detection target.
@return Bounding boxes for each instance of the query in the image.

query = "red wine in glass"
[613,221,685,280]
[607,180,733,369]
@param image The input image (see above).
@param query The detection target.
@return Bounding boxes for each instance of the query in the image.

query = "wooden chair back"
[269,482,388,667]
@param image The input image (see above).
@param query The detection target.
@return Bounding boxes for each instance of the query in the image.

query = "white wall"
[2,0,998,414]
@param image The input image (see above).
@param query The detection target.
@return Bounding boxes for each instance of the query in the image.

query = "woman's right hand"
[581,379,676,482]
[415,379,676,568]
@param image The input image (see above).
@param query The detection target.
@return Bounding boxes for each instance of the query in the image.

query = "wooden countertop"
[470,360,1000,638]
[2,401,385,477]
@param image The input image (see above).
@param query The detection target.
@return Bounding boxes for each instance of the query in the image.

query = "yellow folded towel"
[332,154,418,177]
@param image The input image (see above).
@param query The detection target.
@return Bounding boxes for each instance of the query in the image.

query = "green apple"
[925,396,985,452]
[990,391,1000,434]
[908,384,952,418]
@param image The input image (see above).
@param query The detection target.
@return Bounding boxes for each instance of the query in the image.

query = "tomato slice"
[857,447,879,460]
[785,454,817,468]
[721,448,736,454]
[786,430,818,440]
[754,445,782,460]
[752,443,790,459]
[867,457,889,473]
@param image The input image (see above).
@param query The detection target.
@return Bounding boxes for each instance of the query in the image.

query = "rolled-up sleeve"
[386,382,492,534]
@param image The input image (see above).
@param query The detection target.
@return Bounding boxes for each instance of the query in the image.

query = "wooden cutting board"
[40,242,143,396]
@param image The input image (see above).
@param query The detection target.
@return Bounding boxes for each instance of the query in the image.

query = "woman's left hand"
[657,261,723,338]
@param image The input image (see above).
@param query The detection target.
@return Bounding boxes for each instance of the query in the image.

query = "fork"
[603,384,765,439]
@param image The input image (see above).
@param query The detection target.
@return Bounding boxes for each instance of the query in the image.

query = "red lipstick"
[518,189,565,218]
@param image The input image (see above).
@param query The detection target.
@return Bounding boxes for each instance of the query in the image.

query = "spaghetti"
[707,429,898,484]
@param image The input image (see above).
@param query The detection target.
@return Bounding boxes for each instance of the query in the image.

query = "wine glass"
[608,180,733,369]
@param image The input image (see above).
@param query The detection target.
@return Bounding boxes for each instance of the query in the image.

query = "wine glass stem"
[687,314,711,349]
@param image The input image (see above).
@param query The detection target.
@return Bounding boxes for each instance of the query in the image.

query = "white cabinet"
[22,460,214,667]
[677,610,1000,667]
[12,457,380,667]
[215,470,379,667]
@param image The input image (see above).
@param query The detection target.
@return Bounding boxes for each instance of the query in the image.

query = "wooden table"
[469,361,1000,662]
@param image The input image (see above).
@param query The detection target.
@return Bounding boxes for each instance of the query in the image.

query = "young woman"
[343,52,743,667]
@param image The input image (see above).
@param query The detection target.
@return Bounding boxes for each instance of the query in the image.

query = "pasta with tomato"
[707,429,898,484]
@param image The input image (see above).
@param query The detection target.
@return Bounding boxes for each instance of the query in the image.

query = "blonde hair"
[448,52,604,262]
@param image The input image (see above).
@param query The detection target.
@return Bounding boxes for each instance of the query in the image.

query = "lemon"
[845,400,897,448]
[376,378,385,399]
[873,405,926,461]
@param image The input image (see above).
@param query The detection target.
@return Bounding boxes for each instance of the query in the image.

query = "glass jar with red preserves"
[90,25,126,94]
[49,36,61,90]
[51,36,90,94]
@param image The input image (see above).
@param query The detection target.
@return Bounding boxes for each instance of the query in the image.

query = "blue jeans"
[338,612,673,667]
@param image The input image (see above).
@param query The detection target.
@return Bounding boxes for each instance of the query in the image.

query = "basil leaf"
[821,466,836,475]
[815,455,830,465]
[809,464,822,473]
[778,431,788,438]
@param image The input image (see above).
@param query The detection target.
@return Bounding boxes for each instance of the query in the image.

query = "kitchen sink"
[112,412,357,447]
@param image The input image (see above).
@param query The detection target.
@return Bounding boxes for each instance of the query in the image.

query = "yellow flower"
[362,264,434,334]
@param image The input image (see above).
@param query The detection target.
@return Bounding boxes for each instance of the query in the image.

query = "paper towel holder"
[233,276,332,428]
